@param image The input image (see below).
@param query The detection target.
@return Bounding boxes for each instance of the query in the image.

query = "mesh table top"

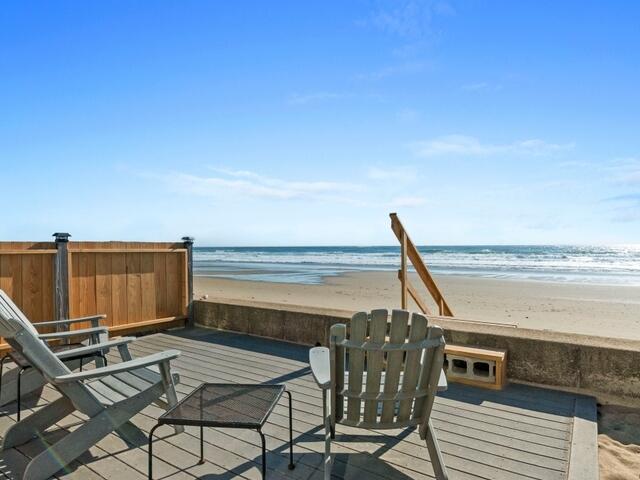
[158,383,286,428]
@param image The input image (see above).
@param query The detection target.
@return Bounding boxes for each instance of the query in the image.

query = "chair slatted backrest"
[0,290,72,381]
[330,309,445,431]
[0,290,41,338]
[0,290,102,413]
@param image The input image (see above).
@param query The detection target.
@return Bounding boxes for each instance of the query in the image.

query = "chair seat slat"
[85,380,126,405]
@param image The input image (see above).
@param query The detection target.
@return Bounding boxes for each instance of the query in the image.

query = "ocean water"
[194,245,640,286]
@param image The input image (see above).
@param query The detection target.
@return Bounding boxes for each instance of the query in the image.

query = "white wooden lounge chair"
[0,289,120,419]
[0,291,182,480]
[309,309,449,480]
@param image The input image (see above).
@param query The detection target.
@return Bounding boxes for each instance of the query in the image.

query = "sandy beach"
[195,270,640,340]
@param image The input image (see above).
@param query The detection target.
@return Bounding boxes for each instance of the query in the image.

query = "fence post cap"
[53,233,71,242]
[181,236,195,244]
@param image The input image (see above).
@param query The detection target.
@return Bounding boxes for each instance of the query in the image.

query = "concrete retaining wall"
[193,299,640,403]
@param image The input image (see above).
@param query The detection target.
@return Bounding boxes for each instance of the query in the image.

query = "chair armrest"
[438,369,447,392]
[52,349,181,384]
[38,326,108,340]
[33,315,106,329]
[309,347,331,389]
[54,337,136,360]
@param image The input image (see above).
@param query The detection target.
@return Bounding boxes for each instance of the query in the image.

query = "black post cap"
[53,233,71,242]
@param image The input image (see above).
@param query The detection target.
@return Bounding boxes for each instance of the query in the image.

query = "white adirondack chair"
[309,309,449,480]
[0,289,121,417]
[0,290,182,480]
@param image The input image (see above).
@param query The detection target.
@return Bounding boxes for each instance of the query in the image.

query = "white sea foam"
[193,245,640,285]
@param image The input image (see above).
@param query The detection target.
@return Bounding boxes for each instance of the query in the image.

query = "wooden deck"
[0,327,597,480]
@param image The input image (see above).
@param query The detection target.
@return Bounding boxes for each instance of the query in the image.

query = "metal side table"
[148,383,294,479]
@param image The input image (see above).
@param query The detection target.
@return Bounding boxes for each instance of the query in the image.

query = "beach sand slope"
[195,271,640,339]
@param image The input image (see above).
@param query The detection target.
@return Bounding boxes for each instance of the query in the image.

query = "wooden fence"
[0,236,194,351]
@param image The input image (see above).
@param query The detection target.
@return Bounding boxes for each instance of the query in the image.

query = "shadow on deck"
[0,327,597,480]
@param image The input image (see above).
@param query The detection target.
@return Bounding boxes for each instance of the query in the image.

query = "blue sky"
[1,1,639,245]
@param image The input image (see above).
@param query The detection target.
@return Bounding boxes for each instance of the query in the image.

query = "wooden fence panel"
[0,243,57,344]
[111,252,128,327]
[95,252,113,327]
[124,251,142,324]
[68,243,188,330]
[0,240,190,350]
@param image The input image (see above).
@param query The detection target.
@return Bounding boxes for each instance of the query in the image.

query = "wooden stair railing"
[390,213,454,317]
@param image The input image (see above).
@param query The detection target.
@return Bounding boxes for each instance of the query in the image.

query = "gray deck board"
[0,327,597,479]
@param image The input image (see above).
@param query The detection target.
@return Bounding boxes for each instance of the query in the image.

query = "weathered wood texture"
[0,327,596,480]
[0,241,188,349]
[0,243,56,344]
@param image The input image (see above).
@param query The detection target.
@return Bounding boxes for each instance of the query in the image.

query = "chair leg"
[0,355,9,415]
[2,396,75,450]
[323,389,335,439]
[323,392,332,480]
[158,362,183,434]
[94,352,107,368]
[425,420,448,480]
[0,356,6,387]
[16,367,30,422]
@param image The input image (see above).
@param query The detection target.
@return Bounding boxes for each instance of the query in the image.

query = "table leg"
[258,428,266,479]
[148,423,161,480]
[199,424,205,464]
[285,390,295,470]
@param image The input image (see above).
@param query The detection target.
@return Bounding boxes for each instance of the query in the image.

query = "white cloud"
[145,166,433,212]
[365,0,455,39]
[602,193,640,223]
[396,108,420,121]
[556,160,594,168]
[287,92,348,105]
[158,168,364,203]
[354,62,427,81]
[461,82,503,92]
[367,166,418,182]
[608,157,640,185]
[411,135,575,157]
[287,91,384,105]
[388,195,428,207]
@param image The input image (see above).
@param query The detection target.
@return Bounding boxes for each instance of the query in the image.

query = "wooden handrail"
[390,213,454,316]
[396,270,432,314]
